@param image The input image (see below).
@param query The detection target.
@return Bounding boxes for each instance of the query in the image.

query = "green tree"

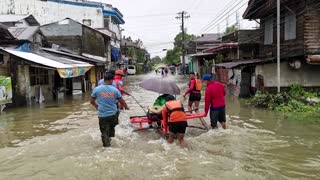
[164,32,196,65]
[225,25,238,35]
[151,56,162,64]
[136,49,146,63]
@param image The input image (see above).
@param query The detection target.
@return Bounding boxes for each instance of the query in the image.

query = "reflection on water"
[0,73,319,180]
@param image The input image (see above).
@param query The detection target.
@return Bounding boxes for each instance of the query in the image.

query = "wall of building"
[41,19,82,37]
[82,27,106,58]
[256,61,320,87]
[0,0,104,28]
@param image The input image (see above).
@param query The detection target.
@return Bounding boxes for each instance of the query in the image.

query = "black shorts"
[189,93,201,102]
[168,121,188,134]
[210,108,226,128]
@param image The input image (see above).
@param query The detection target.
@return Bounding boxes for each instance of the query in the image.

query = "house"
[243,0,320,90]
[204,30,260,61]
[41,18,111,76]
[0,0,125,59]
[187,34,222,77]
[0,42,94,107]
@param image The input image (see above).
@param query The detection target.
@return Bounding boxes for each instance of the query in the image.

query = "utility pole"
[277,0,281,93]
[176,11,190,74]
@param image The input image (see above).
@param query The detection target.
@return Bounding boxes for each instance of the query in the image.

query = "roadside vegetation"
[246,84,320,114]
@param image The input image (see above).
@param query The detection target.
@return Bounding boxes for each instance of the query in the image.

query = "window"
[285,11,296,40]
[30,67,49,86]
[264,17,274,44]
[82,19,92,26]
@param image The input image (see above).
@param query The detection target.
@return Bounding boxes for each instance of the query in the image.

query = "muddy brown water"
[0,73,319,180]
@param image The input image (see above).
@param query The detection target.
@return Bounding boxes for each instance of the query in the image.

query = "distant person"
[161,95,188,148]
[161,68,165,77]
[155,70,158,75]
[171,68,175,75]
[90,72,129,147]
[183,72,202,112]
[164,68,168,76]
[202,74,227,129]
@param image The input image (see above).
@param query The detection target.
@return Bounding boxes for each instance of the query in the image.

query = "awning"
[214,59,272,69]
[190,53,215,57]
[1,48,93,78]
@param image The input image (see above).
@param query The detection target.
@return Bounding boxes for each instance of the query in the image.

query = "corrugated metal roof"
[8,26,39,40]
[0,48,93,69]
[0,23,14,40]
[41,48,105,65]
[214,59,272,69]
[0,15,30,23]
[194,33,221,42]
[0,14,39,26]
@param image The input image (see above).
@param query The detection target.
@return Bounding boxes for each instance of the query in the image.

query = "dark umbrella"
[140,78,180,95]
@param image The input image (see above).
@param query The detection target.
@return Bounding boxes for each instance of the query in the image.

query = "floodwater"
[0,73,319,180]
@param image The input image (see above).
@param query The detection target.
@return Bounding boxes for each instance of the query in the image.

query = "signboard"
[57,67,91,78]
[0,76,12,105]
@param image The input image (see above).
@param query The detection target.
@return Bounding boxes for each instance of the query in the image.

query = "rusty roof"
[214,59,272,69]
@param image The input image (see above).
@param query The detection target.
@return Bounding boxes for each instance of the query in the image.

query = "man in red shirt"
[183,72,202,112]
[203,74,227,129]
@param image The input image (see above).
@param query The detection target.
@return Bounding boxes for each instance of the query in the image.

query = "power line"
[200,0,247,34]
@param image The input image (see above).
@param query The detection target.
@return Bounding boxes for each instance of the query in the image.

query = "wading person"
[183,72,202,112]
[113,70,130,96]
[90,73,129,147]
[98,69,115,86]
[162,95,188,148]
[203,74,227,129]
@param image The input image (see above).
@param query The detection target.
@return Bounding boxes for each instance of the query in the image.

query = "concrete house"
[41,18,111,82]
[0,0,125,65]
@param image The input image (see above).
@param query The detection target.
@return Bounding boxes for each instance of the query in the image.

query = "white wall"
[256,61,320,87]
[0,0,104,28]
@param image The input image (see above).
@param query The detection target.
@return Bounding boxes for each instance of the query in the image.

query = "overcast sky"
[101,0,255,57]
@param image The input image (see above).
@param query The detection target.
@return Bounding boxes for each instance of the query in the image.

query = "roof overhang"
[0,48,93,78]
[204,43,239,53]
[214,59,272,69]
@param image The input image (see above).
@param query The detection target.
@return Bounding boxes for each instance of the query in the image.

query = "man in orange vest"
[183,72,202,112]
[162,95,188,148]
[113,70,130,96]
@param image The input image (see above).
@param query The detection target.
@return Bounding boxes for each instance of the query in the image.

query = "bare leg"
[167,133,174,144]
[188,101,193,112]
[177,133,187,148]
[220,122,227,129]
[194,101,200,113]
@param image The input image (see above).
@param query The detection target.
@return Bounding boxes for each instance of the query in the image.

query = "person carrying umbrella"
[183,72,202,112]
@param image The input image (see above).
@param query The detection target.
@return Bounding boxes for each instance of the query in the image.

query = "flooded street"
[0,73,319,180]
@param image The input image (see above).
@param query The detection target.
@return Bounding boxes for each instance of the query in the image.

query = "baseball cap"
[115,69,125,76]
[202,74,212,81]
